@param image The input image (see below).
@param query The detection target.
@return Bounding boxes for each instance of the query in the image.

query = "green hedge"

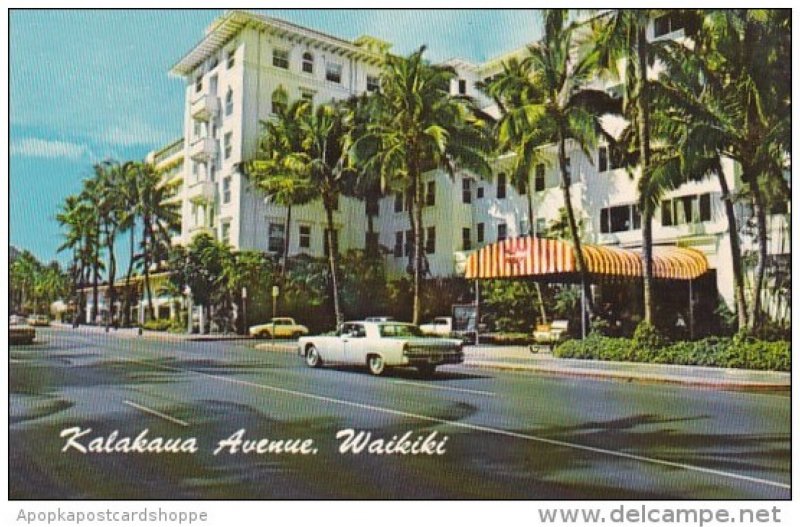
[142,319,184,333]
[554,334,790,371]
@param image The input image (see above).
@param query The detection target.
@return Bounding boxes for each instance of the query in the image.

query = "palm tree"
[94,160,128,328]
[118,161,141,326]
[684,9,789,331]
[240,89,317,276]
[590,8,665,324]
[57,194,93,322]
[486,10,620,318]
[351,46,493,324]
[79,176,104,324]
[137,162,180,321]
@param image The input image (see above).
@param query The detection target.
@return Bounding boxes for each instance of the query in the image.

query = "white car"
[297,321,464,376]
[419,316,453,336]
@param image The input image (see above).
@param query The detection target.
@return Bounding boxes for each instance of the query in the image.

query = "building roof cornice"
[170,10,384,77]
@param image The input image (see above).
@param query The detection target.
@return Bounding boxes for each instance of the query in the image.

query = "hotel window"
[225,88,233,116]
[209,54,219,70]
[221,221,230,246]
[462,178,472,204]
[477,187,484,199]
[222,176,231,204]
[536,218,547,235]
[462,228,472,251]
[300,90,314,103]
[600,204,640,233]
[598,145,623,172]
[425,226,436,254]
[224,132,232,159]
[271,89,287,115]
[268,223,285,254]
[326,62,342,83]
[324,229,339,256]
[367,75,380,93]
[394,192,403,213]
[405,229,413,256]
[193,120,202,139]
[598,147,608,172]
[458,79,467,95]
[477,223,485,243]
[497,223,507,242]
[194,75,203,93]
[661,200,674,226]
[273,49,289,69]
[497,173,507,199]
[425,181,436,206]
[302,52,314,74]
[653,13,684,38]
[699,193,712,221]
[299,225,311,249]
[535,163,546,191]
[394,232,403,257]
[520,219,529,236]
[192,161,199,177]
[226,49,235,69]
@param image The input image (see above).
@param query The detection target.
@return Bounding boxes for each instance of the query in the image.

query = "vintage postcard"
[6,4,792,514]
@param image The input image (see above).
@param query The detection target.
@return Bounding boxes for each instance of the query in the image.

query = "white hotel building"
[156,10,790,316]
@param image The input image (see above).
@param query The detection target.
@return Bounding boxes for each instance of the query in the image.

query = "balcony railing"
[187,179,216,203]
[189,137,218,162]
[190,94,220,122]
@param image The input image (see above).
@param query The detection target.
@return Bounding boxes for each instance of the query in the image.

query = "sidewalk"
[47,323,252,343]
[254,341,790,390]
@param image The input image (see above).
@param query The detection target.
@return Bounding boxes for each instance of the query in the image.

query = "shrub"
[554,334,790,371]
[142,319,173,332]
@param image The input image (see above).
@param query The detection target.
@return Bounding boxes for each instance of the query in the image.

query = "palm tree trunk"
[636,25,655,325]
[123,228,136,326]
[558,134,594,318]
[324,202,342,325]
[282,204,292,276]
[106,227,117,329]
[717,171,747,330]
[412,176,424,326]
[635,25,657,327]
[92,237,100,325]
[749,185,769,331]
[142,219,155,321]
[527,189,547,324]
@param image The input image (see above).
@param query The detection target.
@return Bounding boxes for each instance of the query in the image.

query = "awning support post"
[474,279,481,344]
[689,278,694,340]
[581,276,587,340]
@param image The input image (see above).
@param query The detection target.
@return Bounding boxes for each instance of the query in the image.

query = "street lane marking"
[122,399,189,427]
[117,356,790,491]
[389,379,495,397]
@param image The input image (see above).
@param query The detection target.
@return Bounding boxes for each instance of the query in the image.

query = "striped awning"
[464,237,708,281]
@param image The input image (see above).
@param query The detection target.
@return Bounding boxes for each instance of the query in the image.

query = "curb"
[462,360,790,391]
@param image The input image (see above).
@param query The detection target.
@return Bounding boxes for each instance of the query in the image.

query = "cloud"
[11,137,89,160]
[99,118,176,147]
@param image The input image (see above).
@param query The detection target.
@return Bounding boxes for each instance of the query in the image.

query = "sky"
[9,9,544,267]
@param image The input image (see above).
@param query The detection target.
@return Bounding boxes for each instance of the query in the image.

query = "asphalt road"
[9,327,791,499]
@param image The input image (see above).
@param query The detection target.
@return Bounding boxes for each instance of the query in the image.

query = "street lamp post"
[184,285,193,335]
[241,286,247,336]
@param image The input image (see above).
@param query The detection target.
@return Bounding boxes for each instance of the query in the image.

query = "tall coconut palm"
[57,194,93,321]
[137,162,180,321]
[351,46,493,324]
[79,176,104,324]
[95,160,128,328]
[487,10,621,318]
[589,8,667,324]
[240,89,317,276]
[683,9,790,331]
[118,161,141,326]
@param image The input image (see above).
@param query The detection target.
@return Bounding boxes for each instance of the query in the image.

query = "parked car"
[420,316,453,337]
[27,314,50,326]
[10,318,35,345]
[249,317,309,339]
[9,314,26,325]
[297,321,464,376]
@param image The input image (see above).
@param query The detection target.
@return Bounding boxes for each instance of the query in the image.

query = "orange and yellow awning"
[464,237,708,281]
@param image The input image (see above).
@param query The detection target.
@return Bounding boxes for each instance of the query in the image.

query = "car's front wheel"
[367,355,386,376]
[305,345,323,368]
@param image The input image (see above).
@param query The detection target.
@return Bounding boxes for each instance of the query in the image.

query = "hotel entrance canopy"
[464,237,708,282]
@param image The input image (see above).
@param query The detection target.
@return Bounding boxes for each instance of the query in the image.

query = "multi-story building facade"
[163,10,790,316]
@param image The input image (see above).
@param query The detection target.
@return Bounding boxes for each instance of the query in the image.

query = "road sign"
[272,286,279,298]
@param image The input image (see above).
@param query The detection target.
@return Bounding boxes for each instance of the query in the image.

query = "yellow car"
[249,317,309,339]
[27,314,50,326]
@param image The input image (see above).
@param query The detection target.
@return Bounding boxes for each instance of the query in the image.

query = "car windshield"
[378,324,423,338]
